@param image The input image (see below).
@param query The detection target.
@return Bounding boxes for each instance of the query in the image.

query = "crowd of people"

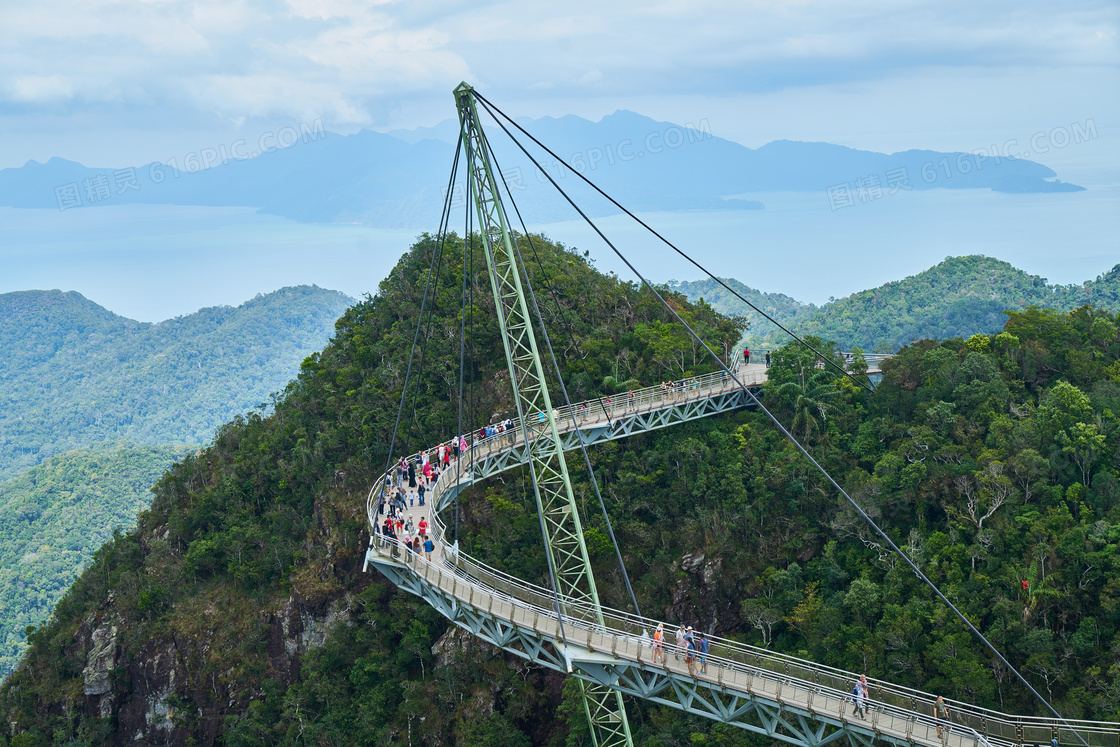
[477,418,516,444]
[372,436,475,562]
[658,378,703,399]
[650,622,711,677]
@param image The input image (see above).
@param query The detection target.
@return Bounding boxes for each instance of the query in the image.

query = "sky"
[1,0,1118,319]
[2,1,1116,173]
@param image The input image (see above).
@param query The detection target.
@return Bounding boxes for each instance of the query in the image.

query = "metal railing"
[365,362,767,527]
[364,364,1116,747]
[370,512,1117,747]
[364,355,888,523]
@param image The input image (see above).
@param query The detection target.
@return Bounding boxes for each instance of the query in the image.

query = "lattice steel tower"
[454,82,634,747]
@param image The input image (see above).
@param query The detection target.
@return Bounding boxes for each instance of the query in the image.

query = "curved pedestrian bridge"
[363,361,1118,747]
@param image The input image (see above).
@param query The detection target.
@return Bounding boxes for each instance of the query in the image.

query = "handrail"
[380,533,1008,745]
[364,361,1116,747]
[365,355,888,524]
[366,361,763,527]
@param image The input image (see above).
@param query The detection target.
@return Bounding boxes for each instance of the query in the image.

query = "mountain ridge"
[0,285,355,482]
[2,235,1118,744]
[0,111,1084,227]
[674,256,1120,352]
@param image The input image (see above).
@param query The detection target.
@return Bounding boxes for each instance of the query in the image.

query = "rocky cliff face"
[63,584,358,746]
[81,618,118,716]
[667,551,728,631]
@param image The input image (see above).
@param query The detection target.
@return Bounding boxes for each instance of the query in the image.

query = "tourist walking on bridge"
[386,519,399,558]
[852,675,868,719]
[675,624,686,661]
[652,623,664,664]
[935,695,950,739]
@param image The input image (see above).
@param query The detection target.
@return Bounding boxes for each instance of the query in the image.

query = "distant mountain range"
[0,285,354,482]
[0,443,192,677]
[673,256,1120,352]
[0,111,1083,227]
[0,286,354,678]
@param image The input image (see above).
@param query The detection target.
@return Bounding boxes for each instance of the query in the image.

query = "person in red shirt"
[418,517,429,537]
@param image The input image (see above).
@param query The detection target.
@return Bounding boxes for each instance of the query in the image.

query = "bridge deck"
[363,362,1118,747]
[371,543,983,747]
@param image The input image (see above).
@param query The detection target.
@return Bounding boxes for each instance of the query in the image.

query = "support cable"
[403,223,452,457]
[454,101,574,653]
[380,131,462,502]
[478,99,1082,737]
[467,184,478,514]
[455,182,472,546]
[484,133,643,619]
[474,92,873,394]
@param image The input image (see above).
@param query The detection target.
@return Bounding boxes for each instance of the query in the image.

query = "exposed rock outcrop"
[82,618,119,719]
[431,626,498,669]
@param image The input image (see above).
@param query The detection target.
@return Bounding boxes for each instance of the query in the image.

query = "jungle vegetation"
[674,255,1120,353]
[1,235,1117,746]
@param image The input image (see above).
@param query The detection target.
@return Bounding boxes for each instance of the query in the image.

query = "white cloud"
[0,0,1114,164]
[9,75,74,103]
[577,69,604,87]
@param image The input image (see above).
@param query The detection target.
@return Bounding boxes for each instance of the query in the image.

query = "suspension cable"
[403,215,456,458]
[474,94,1081,736]
[474,92,873,394]
[483,133,644,619]
[380,131,462,488]
[456,219,470,545]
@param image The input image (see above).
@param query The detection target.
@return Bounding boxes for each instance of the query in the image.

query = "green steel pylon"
[454,82,634,747]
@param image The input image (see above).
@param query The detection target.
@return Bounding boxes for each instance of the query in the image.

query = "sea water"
[1,184,1116,322]
[528,185,1120,305]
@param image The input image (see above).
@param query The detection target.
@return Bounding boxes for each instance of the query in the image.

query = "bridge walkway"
[363,358,1118,747]
[370,537,986,747]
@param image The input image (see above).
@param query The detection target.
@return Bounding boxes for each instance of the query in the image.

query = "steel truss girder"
[436,386,760,512]
[370,552,918,747]
[455,82,632,747]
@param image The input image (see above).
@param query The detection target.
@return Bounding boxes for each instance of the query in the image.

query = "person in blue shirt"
[698,633,709,674]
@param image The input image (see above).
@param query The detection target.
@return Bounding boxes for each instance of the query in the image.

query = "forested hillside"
[0,285,353,681]
[0,444,192,677]
[0,285,354,482]
[667,276,817,353]
[798,258,1120,350]
[1,235,1118,746]
[677,256,1120,353]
